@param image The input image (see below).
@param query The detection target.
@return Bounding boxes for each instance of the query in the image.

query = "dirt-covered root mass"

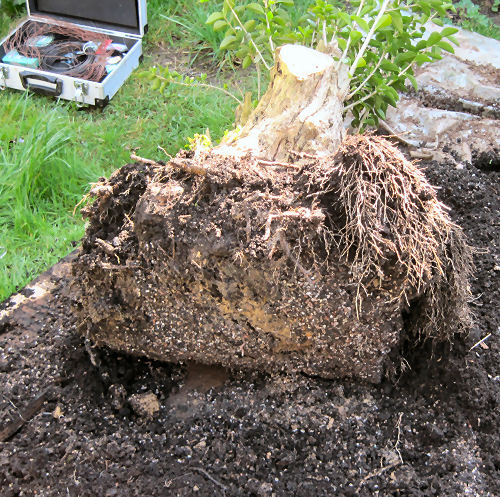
[72,135,472,383]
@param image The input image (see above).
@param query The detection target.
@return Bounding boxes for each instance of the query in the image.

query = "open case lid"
[27,0,147,38]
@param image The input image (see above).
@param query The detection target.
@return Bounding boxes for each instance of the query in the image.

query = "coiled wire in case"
[2,18,115,82]
[38,40,96,77]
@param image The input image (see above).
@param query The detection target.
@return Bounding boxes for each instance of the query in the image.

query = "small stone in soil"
[109,384,127,411]
[128,392,160,419]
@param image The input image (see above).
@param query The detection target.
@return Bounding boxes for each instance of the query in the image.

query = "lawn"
[0,0,241,300]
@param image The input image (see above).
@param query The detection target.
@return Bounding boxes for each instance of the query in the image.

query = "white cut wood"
[215,44,349,161]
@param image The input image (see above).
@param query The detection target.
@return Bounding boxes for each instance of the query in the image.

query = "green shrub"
[451,0,500,39]
[204,0,459,129]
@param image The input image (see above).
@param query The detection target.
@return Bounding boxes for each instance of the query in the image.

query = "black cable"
[39,40,95,77]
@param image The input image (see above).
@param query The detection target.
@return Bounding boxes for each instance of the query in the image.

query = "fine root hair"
[309,134,473,338]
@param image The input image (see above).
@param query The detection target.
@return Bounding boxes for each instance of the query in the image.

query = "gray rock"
[385,24,500,165]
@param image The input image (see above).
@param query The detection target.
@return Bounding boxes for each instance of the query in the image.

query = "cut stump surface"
[215,44,349,161]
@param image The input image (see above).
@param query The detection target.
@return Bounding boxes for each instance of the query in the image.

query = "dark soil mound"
[0,150,498,496]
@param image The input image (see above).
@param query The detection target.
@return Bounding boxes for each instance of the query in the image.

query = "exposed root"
[309,134,473,338]
[263,208,325,241]
[407,229,474,341]
[130,153,207,176]
[277,232,314,284]
[257,159,301,170]
[324,135,452,288]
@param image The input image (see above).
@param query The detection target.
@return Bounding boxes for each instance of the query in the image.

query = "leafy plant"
[145,65,244,104]
[206,0,296,70]
[449,0,500,39]
[204,0,459,129]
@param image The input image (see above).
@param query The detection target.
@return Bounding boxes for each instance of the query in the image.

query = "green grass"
[147,0,227,63]
[0,94,101,297]
[0,0,240,300]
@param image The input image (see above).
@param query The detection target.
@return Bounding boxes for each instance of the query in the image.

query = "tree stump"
[215,44,349,161]
[72,46,471,383]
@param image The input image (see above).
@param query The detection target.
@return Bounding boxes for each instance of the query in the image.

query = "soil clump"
[71,135,471,383]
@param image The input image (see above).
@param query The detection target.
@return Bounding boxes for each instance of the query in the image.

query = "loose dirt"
[0,146,498,496]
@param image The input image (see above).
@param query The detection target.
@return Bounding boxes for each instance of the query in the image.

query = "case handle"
[20,72,63,96]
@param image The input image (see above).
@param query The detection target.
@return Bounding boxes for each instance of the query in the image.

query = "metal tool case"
[0,0,147,106]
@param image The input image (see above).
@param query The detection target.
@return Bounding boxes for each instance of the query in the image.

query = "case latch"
[0,67,9,89]
[74,81,89,105]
